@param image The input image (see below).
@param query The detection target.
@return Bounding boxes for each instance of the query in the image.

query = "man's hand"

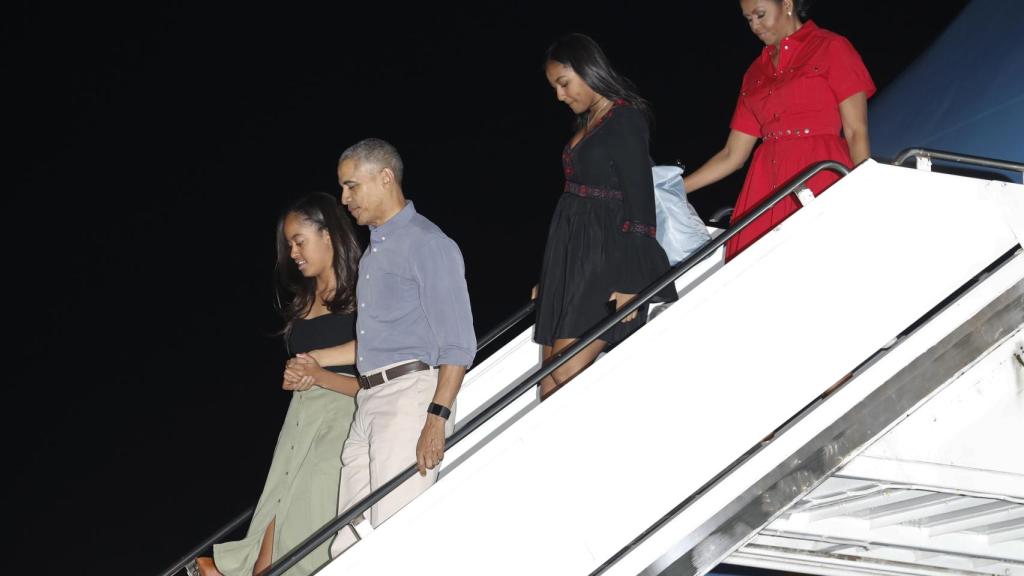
[415,414,447,476]
[283,353,322,391]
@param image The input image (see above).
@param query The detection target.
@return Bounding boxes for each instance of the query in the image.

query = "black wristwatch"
[427,402,451,420]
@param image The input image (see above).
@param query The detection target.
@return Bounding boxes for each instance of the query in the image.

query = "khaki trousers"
[330,363,455,557]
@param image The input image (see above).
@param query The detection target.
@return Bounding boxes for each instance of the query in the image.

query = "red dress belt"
[761,126,839,141]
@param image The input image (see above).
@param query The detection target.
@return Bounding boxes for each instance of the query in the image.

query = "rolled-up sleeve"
[412,236,476,368]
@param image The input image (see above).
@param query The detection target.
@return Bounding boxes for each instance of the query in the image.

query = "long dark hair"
[274,192,361,336]
[545,33,653,131]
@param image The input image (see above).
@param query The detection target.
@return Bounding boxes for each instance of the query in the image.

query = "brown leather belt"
[357,360,433,390]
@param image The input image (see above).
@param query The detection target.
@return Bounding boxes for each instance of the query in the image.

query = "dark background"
[6,1,969,573]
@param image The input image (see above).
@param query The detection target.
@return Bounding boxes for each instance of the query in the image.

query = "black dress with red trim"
[534,101,677,347]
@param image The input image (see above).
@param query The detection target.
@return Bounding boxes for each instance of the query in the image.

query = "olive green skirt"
[214,387,355,576]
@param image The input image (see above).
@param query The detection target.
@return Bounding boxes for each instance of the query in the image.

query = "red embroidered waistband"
[622,220,657,238]
[564,181,624,200]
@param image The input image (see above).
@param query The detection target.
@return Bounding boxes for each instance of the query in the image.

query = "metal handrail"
[708,206,735,228]
[475,301,536,351]
[261,159,850,576]
[158,301,536,576]
[894,147,1024,174]
[157,507,255,576]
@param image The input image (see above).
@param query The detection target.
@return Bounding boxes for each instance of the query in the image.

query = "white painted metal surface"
[320,161,1024,576]
[728,325,1024,576]
[605,248,1024,576]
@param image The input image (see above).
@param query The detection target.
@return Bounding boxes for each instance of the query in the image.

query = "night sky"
[7,1,970,573]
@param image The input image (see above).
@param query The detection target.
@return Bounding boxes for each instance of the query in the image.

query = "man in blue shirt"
[329,138,475,557]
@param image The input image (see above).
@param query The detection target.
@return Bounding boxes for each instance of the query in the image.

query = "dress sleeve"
[825,35,876,103]
[730,79,761,137]
[604,106,672,296]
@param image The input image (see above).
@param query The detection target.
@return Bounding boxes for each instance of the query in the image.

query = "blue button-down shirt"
[355,201,476,374]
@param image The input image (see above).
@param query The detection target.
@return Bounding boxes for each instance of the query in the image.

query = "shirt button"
[360,303,366,308]
[365,274,370,279]
[784,45,789,50]
[372,248,377,252]
[358,356,363,361]
[360,330,365,335]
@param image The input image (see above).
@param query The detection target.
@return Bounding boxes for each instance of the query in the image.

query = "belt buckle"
[357,371,381,390]
[359,360,431,390]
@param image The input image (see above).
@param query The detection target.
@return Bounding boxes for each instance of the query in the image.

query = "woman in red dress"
[684,0,875,259]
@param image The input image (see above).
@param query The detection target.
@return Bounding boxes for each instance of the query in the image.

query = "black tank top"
[287,313,356,375]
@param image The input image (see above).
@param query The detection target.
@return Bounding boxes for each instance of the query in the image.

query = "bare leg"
[195,557,223,576]
[539,345,558,398]
[253,517,276,575]
[540,338,607,400]
[193,517,275,576]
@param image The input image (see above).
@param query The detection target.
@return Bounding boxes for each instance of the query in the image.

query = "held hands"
[283,353,324,391]
[415,414,447,476]
[609,291,639,323]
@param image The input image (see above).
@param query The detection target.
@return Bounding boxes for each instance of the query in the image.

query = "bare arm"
[306,340,356,367]
[682,130,759,194]
[307,370,360,397]
[283,355,360,396]
[415,364,466,475]
[839,91,870,165]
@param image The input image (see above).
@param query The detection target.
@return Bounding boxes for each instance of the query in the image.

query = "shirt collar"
[762,19,818,68]
[370,200,415,243]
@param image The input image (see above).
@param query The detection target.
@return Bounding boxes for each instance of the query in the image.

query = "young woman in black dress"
[534,34,676,398]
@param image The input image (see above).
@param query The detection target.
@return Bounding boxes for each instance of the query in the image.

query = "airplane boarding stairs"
[306,158,1024,576]
[119,154,1001,576]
